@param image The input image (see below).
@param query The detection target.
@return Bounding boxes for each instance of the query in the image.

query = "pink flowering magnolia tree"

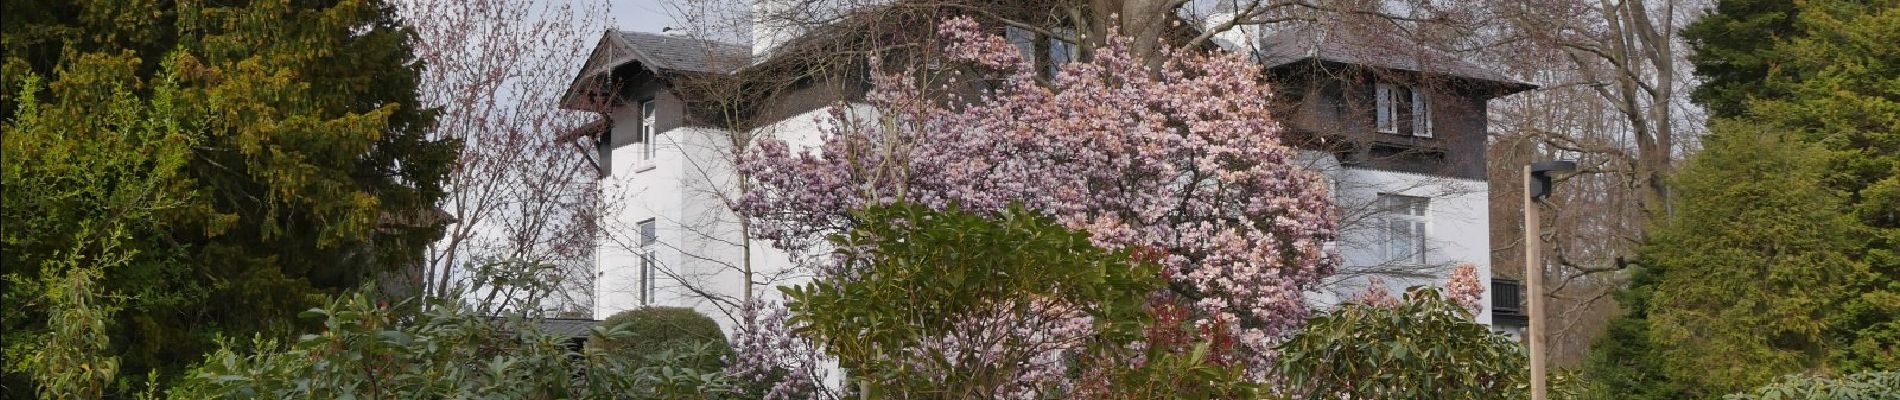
[729,299,835,400]
[1445,262,1486,315]
[737,16,1339,378]
[1351,262,1486,315]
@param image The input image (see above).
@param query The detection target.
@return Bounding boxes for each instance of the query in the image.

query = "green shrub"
[1276,286,1528,400]
[166,293,742,399]
[596,306,732,370]
[783,203,1171,397]
[1723,372,1900,400]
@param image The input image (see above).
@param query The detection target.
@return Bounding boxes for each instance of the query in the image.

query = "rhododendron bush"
[1276,286,1531,400]
[781,204,1171,397]
[737,15,1339,381]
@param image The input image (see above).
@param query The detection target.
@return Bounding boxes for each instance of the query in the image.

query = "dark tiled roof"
[560,31,750,111]
[1255,25,1529,87]
[612,31,751,74]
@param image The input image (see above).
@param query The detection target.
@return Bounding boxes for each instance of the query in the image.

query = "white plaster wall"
[594,105,846,337]
[1303,159,1495,325]
[595,103,681,320]
[598,103,1493,330]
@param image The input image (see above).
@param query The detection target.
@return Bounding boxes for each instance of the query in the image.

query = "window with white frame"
[1375,82,1432,137]
[639,99,658,162]
[638,218,657,305]
[1378,194,1429,265]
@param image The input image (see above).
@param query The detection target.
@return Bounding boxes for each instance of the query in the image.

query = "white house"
[557,9,1535,337]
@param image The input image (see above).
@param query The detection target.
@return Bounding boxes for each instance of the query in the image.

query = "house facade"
[559,13,1533,335]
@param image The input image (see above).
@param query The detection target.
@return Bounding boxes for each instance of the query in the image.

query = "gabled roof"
[611,31,751,74]
[560,31,749,111]
[1253,24,1535,92]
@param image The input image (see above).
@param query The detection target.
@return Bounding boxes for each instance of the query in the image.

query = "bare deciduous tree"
[1476,0,1708,364]
[399,0,611,315]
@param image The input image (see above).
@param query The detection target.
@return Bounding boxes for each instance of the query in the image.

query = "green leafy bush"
[596,306,732,371]
[1723,372,1899,400]
[783,203,1170,397]
[165,293,741,399]
[1276,286,1528,400]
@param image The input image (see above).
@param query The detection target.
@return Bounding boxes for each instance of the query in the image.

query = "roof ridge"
[613,30,748,49]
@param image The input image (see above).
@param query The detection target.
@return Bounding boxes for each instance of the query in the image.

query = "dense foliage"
[1589,1,1899,397]
[741,16,1337,377]
[597,306,733,371]
[1,0,456,394]
[1576,264,1687,400]
[780,204,1257,398]
[1276,286,1528,400]
[1722,371,1900,400]
[1682,0,1800,119]
[22,249,133,399]
[1589,124,1883,397]
[2,66,198,396]
[167,292,741,399]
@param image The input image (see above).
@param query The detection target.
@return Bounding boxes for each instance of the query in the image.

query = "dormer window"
[1376,82,1432,137]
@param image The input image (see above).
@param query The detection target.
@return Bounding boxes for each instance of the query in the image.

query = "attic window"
[1376,82,1432,138]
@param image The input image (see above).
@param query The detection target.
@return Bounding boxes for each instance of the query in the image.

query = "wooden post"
[1524,165,1547,400]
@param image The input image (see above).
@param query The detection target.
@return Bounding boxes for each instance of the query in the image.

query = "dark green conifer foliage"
[2,0,454,395]
[1642,124,1867,396]
[1576,265,1686,400]
[1588,1,1898,397]
[1682,0,1799,119]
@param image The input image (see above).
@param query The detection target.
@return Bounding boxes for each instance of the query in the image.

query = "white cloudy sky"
[608,0,678,33]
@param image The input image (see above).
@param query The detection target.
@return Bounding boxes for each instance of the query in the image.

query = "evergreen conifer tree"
[2,0,455,395]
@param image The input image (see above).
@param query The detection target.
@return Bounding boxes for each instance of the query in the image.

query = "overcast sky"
[608,0,690,34]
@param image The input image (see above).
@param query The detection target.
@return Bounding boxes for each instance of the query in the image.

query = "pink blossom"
[728,300,828,400]
[738,16,1339,380]
[1445,262,1485,315]
[1353,277,1401,307]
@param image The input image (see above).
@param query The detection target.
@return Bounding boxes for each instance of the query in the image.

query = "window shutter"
[1412,90,1432,138]
[1412,220,1428,264]
[1375,83,1394,133]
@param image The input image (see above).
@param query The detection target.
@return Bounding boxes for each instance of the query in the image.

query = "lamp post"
[1525,160,1574,400]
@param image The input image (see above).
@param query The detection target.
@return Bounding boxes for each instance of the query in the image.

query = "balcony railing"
[1492,278,1523,316]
